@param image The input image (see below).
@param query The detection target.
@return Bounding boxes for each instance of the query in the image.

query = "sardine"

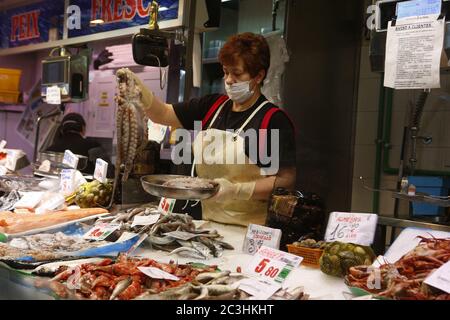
[147,235,175,246]
[170,247,206,260]
[176,240,192,247]
[33,257,105,277]
[126,207,145,221]
[195,271,231,284]
[194,286,209,300]
[197,237,217,256]
[213,240,234,250]
[110,277,132,300]
[191,241,212,259]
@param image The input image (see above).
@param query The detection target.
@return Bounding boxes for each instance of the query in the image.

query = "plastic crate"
[286,244,323,268]
[0,68,22,92]
[0,90,20,104]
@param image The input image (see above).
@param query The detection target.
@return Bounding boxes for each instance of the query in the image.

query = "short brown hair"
[219,32,270,80]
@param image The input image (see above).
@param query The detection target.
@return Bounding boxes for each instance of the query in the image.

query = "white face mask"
[224,80,254,103]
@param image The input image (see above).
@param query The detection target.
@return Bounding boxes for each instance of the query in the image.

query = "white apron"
[192,99,270,226]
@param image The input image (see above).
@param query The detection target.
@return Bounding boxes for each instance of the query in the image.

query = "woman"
[46,113,104,174]
[125,32,296,226]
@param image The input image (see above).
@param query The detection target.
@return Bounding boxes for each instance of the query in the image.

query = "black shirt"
[173,94,296,169]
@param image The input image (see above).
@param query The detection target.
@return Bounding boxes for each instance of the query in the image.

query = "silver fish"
[195,271,231,283]
[176,240,192,247]
[170,246,206,259]
[194,286,209,300]
[191,241,212,259]
[213,240,234,250]
[147,235,176,246]
[197,237,216,255]
[110,277,132,300]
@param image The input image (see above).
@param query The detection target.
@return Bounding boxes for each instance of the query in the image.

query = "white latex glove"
[209,178,256,203]
[117,68,154,112]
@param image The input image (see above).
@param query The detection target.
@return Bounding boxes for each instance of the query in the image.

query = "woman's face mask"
[224,79,255,103]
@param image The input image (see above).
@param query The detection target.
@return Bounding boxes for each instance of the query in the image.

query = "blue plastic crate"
[408,176,450,216]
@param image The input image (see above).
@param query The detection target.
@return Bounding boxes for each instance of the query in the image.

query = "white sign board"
[63,150,79,169]
[242,224,282,255]
[131,214,160,228]
[424,261,450,294]
[158,197,176,214]
[93,159,108,183]
[46,86,62,105]
[324,212,378,246]
[244,245,302,285]
[83,223,121,241]
[384,14,445,89]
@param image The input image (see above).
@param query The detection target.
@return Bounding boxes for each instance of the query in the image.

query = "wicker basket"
[287,244,324,268]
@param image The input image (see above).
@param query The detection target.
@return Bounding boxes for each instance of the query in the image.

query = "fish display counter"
[0,210,350,300]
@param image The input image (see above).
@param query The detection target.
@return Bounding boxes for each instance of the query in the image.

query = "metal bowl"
[140,174,219,200]
[38,151,88,171]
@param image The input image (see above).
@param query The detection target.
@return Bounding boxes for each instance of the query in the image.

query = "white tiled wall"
[351,38,450,217]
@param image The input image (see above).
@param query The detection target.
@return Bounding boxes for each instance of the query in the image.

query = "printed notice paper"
[384,14,445,89]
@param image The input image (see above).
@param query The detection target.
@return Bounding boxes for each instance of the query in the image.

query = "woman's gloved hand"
[116,68,154,112]
[209,178,256,203]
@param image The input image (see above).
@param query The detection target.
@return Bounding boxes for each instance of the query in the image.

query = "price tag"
[46,86,61,105]
[158,197,176,214]
[238,278,281,300]
[244,246,303,285]
[131,214,160,227]
[324,212,378,246]
[93,159,108,183]
[66,266,82,290]
[116,232,138,243]
[63,150,79,169]
[424,261,450,294]
[0,140,6,151]
[242,224,282,255]
[138,267,180,281]
[38,160,52,172]
[5,149,21,171]
[148,119,168,143]
[60,169,76,196]
[83,222,120,241]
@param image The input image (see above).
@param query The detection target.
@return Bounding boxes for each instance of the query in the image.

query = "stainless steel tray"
[140,175,219,200]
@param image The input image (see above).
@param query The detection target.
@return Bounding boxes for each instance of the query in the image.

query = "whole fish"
[147,235,175,246]
[191,241,212,259]
[110,277,132,300]
[170,247,207,260]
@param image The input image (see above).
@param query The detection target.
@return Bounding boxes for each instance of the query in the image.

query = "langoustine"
[345,237,450,300]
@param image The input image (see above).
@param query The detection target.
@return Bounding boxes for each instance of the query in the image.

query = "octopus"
[115,68,149,183]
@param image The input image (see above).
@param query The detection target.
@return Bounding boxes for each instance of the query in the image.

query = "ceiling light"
[90,19,105,26]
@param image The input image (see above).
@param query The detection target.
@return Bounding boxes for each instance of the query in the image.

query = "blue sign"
[0,1,64,49]
[397,0,442,19]
[68,0,179,38]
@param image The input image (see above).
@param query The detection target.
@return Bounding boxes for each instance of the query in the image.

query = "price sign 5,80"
[255,258,280,279]
[245,246,302,285]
